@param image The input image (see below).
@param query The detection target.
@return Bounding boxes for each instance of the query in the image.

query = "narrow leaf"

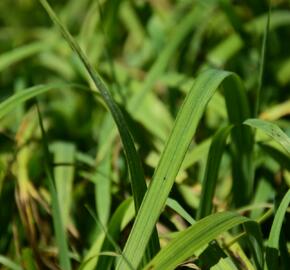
[197,125,232,219]
[38,0,159,260]
[117,69,252,270]
[143,212,249,270]
[0,84,65,120]
[266,189,290,269]
[244,118,290,155]
[36,105,71,270]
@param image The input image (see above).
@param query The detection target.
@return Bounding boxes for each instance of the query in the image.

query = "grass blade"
[196,125,232,219]
[223,77,254,206]
[38,0,159,261]
[0,84,65,120]
[0,41,53,72]
[143,212,249,270]
[266,189,290,269]
[254,2,271,117]
[36,104,71,270]
[166,198,195,225]
[0,83,103,120]
[0,256,23,270]
[94,152,112,227]
[244,118,290,155]
[39,0,146,212]
[243,222,264,270]
[80,198,134,270]
[51,141,76,226]
[117,69,252,270]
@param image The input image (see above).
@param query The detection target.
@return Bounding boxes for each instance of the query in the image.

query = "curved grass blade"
[0,41,53,72]
[0,84,65,120]
[37,0,159,260]
[196,125,232,220]
[266,189,290,269]
[143,212,249,270]
[117,69,253,270]
[0,83,104,120]
[244,118,290,155]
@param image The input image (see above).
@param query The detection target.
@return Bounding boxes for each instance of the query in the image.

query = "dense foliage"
[0,0,290,269]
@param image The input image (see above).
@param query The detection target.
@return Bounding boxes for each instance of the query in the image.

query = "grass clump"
[0,0,290,269]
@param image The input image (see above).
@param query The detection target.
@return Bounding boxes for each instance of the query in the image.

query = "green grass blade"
[80,198,134,270]
[85,206,134,270]
[51,141,76,226]
[39,0,147,211]
[244,119,290,155]
[223,77,254,206]
[166,198,196,225]
[254,1,271,117]
[143,212,249,270]
[0,41,52,72]
[94,152,112,227]
[0,84,66,120]
[95,198,134,270]
[0,256,23,270]
[250,177,274,220]
[117,69,252,270]
[0,83,102,120]
[196,125,232,219]
[38,0,159,260]
[21,248,38,270]
[243,222,264,270]
[36,104,71,270]
[266,189,290,269]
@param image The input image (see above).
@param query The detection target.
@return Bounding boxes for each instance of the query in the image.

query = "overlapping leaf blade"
[143,212,249,270]
[117,69,253,269]
[38,0,160,261]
